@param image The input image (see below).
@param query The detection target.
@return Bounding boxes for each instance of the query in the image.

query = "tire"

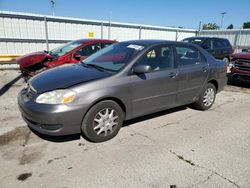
[227,74,234,84]
[81,100,124,142]
[193,83,216,111]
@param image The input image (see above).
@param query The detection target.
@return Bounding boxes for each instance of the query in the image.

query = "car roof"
[119,39,187,47]
[73,39,116,43]
[184,36,228,40]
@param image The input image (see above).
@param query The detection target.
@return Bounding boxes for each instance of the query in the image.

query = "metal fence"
[1,11,250,55]
[0,11,196,55]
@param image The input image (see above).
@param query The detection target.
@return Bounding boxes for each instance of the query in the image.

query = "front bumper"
[18,89,87,136]
[230,67,250,80]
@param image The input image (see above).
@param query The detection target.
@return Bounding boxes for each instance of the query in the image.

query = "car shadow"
[0,74,22,96]
[123,106,187,127]
[29,127,81,143]
[227,79,250,89]
[28,106,188,143]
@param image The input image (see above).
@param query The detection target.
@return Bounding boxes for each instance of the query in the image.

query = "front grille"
[235,59,250,71]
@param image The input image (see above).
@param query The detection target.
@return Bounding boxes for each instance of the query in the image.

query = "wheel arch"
[208,79,218,92]
[82,96,127,122]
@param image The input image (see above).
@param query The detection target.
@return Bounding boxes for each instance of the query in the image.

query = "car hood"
[29,64,111,93]
[232,52,250,60]
[16,51,53,68]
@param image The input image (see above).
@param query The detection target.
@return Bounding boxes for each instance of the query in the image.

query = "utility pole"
[220,12,227,29]
[108,11,112,40]
[50,0,56,16]
[198,21,202,36]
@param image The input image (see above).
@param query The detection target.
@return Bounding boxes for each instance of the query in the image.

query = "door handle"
[169,72,177,78]
[202,67,208,72]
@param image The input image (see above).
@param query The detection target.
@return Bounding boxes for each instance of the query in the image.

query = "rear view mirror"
[133,65,151,74]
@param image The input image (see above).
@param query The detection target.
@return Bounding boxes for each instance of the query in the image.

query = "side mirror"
[133,65,151,74]
[73,53,81,60]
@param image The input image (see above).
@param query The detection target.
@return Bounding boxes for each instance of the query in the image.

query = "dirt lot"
[0,70,250,188]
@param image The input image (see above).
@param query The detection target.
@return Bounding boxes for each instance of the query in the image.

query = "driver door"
[130,45,178,117]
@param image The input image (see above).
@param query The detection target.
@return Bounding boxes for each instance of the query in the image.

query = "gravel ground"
[0,70,250,188]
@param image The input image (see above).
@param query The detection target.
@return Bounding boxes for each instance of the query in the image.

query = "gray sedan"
[18,40,227,142]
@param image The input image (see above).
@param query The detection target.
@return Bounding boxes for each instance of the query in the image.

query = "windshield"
[50,41,83,57]
[183,38,206,46]
[83,43,145,72]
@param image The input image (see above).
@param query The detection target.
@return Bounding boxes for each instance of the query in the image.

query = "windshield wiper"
[85,64,117,73]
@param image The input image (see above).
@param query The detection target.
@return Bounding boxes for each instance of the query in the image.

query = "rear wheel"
[193,83,216,110]
[81,100,124,142]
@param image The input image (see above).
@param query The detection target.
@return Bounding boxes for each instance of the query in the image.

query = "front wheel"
[81,100,124,142]
[193,83,216,111]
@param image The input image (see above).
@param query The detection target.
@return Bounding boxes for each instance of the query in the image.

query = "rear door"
[220,39,232,58]
[174,45,209,105]
[202,38,215,56]
[130,45,178,117]
[211,39,225,59]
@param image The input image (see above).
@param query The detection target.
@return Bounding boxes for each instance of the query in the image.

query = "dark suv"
[183,37,233,64]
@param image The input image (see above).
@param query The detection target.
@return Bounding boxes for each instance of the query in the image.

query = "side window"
[213,39,223,49]
[102,43,113,48]
[135,46,174,72]
[77,43,101,56]
[221,39,231,47]
[176,46,206,66]
[202,39,212,49]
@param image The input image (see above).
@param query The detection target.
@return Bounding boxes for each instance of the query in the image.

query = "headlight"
[36,89,76,104]
[231,60,236,68]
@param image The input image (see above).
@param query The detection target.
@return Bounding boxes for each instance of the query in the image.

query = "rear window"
[223,39,231,47]
[213,39,231,48]
[183,38,206,46]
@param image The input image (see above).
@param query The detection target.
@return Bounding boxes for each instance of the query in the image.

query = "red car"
[17,39,116,79]
[229,48,250,81]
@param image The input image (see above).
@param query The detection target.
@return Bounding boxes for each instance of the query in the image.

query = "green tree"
[227,24,234,29]
[202,23,220,30]
[243,22,250,29]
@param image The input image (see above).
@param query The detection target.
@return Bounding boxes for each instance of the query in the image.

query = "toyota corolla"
[18,40,227,142]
